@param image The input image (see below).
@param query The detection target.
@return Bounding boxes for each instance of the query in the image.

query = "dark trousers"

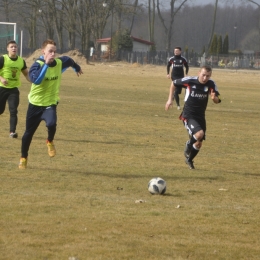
[21,103,57,158]
[0,87,20,133]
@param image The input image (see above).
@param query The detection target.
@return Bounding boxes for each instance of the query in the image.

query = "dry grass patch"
[0,63,260,259]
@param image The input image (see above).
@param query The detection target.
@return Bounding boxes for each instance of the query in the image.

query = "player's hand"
[165,100,172,111]
[0,77,8,86]
[167,74,170,79]
[76,69,83,76]
[210,89,216,100]
[45,54,55,64]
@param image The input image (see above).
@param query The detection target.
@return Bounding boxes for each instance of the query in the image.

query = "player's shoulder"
[208,79,217,86]
[181,76,196,82]
[57,56,72,62]
[181,56,188,61]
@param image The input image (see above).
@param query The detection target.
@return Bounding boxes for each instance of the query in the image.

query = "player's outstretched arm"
[165,81,175,111]
[76,68,83,77]
[22,68,31,83]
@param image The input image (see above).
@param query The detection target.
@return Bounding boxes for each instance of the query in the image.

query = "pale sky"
[190,0,224,5]
[192,0,216,4]
[190,0,257,6]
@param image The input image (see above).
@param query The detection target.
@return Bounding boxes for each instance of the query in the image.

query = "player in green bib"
[19,39,83,169]
[0,40,30,138]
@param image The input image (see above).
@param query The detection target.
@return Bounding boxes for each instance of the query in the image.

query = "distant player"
[165,66,221,169]
[166,47,189,110]
[0,40,30,138]
[19,39,83,169]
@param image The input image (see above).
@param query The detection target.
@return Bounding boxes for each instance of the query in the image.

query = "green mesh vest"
[0,54,24,88]
[28,59,62,106]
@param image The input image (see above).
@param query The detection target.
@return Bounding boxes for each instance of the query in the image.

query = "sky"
[192,0,216,4]
[190,0,258,7]
[190,0,225,5]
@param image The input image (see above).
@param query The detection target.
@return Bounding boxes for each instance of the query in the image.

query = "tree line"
[0,0,259,56]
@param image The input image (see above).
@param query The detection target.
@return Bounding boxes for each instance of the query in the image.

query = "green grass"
[0,63,260,259]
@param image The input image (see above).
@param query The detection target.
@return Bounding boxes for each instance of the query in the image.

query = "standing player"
[167,47,189,110]
[165,66,221,169]
[0,40,30,138]
[19,39,83,169]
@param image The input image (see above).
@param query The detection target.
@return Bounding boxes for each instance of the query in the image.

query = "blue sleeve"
[29,60,49,84]
[58,56,81,73]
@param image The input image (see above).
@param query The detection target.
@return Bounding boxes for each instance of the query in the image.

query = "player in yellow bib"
[0,40,30,138]
[19,39,83,169]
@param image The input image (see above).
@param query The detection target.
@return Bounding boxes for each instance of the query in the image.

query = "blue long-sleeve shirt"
[29,56,81,84]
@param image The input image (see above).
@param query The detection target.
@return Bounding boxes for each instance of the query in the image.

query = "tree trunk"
[129,0,138,34]
[157,0,188,51]
[207,0,218,54]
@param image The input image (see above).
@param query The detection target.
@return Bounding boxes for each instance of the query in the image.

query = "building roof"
[96,37,111,43]
[131,36,154,46]
[97,36,154,46]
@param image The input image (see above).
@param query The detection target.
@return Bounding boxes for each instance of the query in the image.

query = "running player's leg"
[42,105,57,142]
[184,119,206,169]
[42,105,57,157]
[174,86,182,109]
[8,88,19,136]
[0,87,8,115]
[21,104,42,158]
[20,104,42,169]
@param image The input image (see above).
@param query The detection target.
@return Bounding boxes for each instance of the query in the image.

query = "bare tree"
[207,0,218,54]
[38,0,55,40]
[50,0,64,52]
[129,0,139,34]
[148,0,156,43]
[113,0,141,34]
[246,0,260,47]
[0,0,12,42]
[89,0,111,48]
[16,0,41,49]
[77,0,91,53]
[156,0,188,51]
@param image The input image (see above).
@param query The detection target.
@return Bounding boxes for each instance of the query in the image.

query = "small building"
[96,36,154,52]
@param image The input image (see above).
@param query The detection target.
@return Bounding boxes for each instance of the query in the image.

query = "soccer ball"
[148,177,166,195]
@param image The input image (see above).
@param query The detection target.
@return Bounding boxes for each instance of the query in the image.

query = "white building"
[96,36,154,52]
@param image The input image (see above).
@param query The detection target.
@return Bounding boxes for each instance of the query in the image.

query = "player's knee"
[194,130,204,141]
[195,141,203,149]
[46,122,56,128]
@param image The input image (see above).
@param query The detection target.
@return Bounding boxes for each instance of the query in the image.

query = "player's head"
[7,40,18,57]
[198,66,212,84]
[42,39,56,49]
[42,39,57,63]
[7,40,17,47]
[174,47,182,56]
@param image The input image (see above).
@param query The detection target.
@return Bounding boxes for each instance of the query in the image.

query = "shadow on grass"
[26,165,228,182]
[33,136,126,145]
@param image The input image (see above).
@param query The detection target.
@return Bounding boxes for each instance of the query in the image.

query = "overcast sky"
[190,0,257,6]
[192,0,215,4]
[190,0,224,5]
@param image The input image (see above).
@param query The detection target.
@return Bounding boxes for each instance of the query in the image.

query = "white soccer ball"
[148,177,166,195]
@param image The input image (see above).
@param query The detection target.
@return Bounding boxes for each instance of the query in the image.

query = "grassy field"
[0,62,259,260]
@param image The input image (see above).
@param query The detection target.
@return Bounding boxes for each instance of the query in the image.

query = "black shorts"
[184,118,206,140]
